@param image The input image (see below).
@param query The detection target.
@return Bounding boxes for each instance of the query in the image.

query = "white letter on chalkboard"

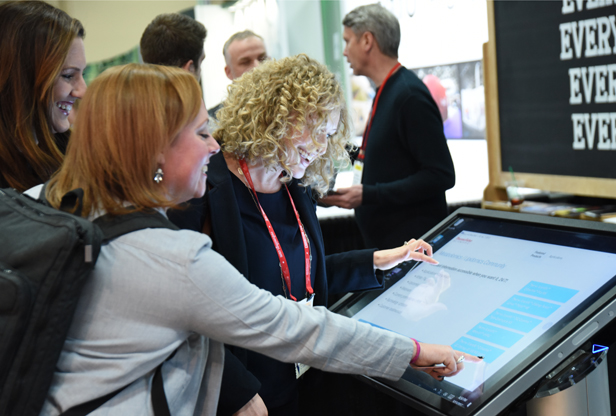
[610,15,616,53]
[561,23,573,60]
[572,21,585,59]
[562,0,575,14]
[587,0,613,9]
[582,67,596,103]
[585,113,598,149]
[608,64,616,102]
[596,65,609,102]
[569,68,583,104]
[597,113,611,149]
[572,114,586,149]
[587,0,599,9]
[596,17,612,56]
[585,19,599,57]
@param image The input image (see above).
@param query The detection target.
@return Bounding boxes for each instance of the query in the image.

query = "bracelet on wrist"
[410,338,421,364]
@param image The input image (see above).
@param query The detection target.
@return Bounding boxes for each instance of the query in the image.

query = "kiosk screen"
[333,208,616,416]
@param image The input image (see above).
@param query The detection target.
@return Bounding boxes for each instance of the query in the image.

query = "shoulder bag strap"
[60,361,170,416]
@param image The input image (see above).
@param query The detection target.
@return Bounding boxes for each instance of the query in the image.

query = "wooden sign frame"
[483,0,616,203]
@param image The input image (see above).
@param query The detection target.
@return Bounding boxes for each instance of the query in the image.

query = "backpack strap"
[93,210,179,241]
[38,183,84,217]
[60,363,169,416]
[38,183,179,240]
[151,361,172,416]
[60,385,127,416]
[58,189,85,217]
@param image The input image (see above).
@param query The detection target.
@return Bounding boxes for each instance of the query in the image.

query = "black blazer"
[204,152,382,307]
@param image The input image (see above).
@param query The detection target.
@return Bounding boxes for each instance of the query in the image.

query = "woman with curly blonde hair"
[215,53,351,197]
[169,54,443,415]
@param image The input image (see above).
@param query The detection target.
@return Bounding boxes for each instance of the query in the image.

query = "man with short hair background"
[321,3,455,251]
[224,30,269,80]
[209,30,269,118]
[140,13,207,80]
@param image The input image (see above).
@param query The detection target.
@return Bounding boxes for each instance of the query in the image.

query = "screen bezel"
[331,207,616,416]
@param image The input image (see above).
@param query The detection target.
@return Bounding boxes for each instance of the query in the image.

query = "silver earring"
[154,168,164,184]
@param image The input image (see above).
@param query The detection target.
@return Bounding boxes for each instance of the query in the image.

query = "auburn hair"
[46,64,202,217]
[0,0,84,191]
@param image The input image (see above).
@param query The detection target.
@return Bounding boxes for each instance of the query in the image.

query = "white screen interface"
[353,229,616,393]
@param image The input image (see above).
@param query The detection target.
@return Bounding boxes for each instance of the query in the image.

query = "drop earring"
[154,168,164,184]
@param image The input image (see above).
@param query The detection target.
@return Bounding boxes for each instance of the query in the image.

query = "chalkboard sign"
[484,0,616,198]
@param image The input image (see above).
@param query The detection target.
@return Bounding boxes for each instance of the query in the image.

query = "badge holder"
[295,293,315,378]
[352,160,363,185]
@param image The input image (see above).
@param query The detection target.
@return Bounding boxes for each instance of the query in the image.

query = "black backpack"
[0,187,178,416]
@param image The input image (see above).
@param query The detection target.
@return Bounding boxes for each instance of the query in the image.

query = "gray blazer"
[40,221,414,415]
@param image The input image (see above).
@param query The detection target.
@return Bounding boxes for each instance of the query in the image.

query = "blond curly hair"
[213,54,351,197]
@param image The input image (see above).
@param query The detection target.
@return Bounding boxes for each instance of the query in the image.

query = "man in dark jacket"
[321,3,455,250]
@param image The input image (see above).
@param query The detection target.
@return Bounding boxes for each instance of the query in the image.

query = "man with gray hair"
[223,30,269,80]
[209,30,269,119]
[321,3,455,251]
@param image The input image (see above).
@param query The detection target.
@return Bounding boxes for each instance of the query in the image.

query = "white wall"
[195,5,234,109]
[196,0,292,109]
[341,0,488,68]
[278,0,325,61]
[397,0,488,68]
[59,0,196,63]
[446,140,488,203]
[196,0,329,110]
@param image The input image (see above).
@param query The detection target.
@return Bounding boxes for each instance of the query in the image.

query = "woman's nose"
[72,75,87,99]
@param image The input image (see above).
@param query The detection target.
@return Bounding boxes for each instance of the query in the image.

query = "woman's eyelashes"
[61,69,80,81]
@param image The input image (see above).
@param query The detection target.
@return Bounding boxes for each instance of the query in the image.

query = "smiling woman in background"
[0,0,87,191]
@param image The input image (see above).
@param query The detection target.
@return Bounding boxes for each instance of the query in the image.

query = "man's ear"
[181,59,195,74]
[361,31,375,52]
[224,65,233,81]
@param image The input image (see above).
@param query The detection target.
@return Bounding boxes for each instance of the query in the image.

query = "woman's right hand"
[411,342,483,380]
[373,239,439,271]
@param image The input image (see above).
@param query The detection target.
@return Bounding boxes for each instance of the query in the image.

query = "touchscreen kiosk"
[332,208,616,416]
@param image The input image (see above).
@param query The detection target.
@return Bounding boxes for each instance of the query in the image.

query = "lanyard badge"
[352,160,364,185]
[294,293,316,378]
[238,159,314,302]
[238,159,317,379]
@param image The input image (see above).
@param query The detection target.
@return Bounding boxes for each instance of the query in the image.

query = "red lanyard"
[359,62,402,161]
[238,159,313,301]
